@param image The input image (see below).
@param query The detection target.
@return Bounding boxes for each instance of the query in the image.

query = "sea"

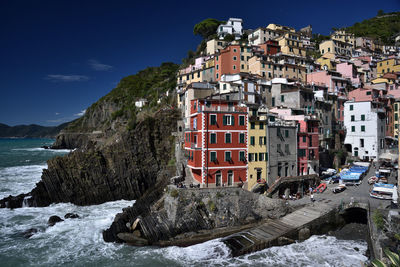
[0,138,368,266]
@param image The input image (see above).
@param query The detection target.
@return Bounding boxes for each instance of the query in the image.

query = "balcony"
[201,106,247,113]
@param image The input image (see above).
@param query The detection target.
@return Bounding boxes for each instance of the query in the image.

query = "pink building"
[306,70,351,94]
[336,62,360,87]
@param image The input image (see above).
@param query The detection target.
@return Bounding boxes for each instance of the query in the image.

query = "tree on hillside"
[193,18,224,39]
[377,9,385,16]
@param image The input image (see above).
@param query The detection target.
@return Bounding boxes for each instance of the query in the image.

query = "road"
[289,164,395,209]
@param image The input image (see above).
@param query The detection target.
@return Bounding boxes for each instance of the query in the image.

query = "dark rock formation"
[103,186,289,245]
[22,228,38,238]
[64,213,80,219]
[48,215,64,226]
[0,109,180,208]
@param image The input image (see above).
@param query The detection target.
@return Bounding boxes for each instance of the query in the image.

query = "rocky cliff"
[103,186,289,245]
[0,62,180,208]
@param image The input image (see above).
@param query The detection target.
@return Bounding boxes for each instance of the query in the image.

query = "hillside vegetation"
[344,11,400,45]
[65,62,179,132]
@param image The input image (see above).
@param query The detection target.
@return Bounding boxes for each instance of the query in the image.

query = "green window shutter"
[231,115,235,126]
[239,116,245,125]
[351,126,355,132]
[251,122,255,129]
[263,136,266,145]
[361,125,365,132]
[259,122,264,129]
[285,130,289,138]
[254,153,258,161]
[265,152,268,161]
[239,151,245,161]
[210,152,216,162]
[361,114,365,121]
[350,105,353,111]
[223,115,227,125]
[239,133,245,143]
[395,114,398,121]
[210,133,216,144]
[250,136,255,145]
[281,95,285,102]
[351,115,354,121]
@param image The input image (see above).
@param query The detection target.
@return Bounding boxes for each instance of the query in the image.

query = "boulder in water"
[298,227,311,241]
[48,215,64,226]
[117,232,149,246]
[64,213,79,219]
[23,228,38,238]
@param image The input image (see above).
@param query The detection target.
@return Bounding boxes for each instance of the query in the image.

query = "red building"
[214,44,241,81]
[297,118,319,175]
[185,98,248,187]
[259,40,280,55]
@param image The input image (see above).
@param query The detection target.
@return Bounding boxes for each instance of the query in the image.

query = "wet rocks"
[0,109,180,208]
[298,227,311,241]
[64,213,79,219]
[48,215,64,226]
[23,228,38,238]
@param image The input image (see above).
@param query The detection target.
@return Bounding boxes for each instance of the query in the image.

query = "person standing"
[310,193,314,202]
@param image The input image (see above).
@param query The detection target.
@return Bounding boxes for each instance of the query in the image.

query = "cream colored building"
[331,30,356,47]
[394,99,400,139]
[319,40,353,57]
[248,27,281,45]
[276,32,306,57]
[206,39,226,55]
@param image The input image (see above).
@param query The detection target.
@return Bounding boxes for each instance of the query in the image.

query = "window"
[239,115,245,126]
[361,114,365,121]
[241,56,244,61]
[351,126,355,132]
[239,133,245,144]
[259,153,264,161]
[285,130,289,138]
[285,144,290,154]
[259,122,264,129]
[233,65,236,70]
[225,151,232,161]
[360,139,364,148]
[366,91,371,95]
[395,104,398,112]
[248,153,254,162]
[239,151,246,161]
[350,105,353,111]
[302,136,306,142]
[216,64,219,70]
[223,84,227,90]
[223,115,234,125]
[250,122,255,129]
[254,153,258,161]
[395,113,399,121]
[225,133,232,143]
[272,97,275,106]
[210,114,217,125]
[250,136,255,145]
[259,136,263,145]
[216,73,219,79]
[351,115,355,121]
[210,133,216,144]
[233,56,237,61]
[361,125,365,132]
[281,95,285,102]
[210,151,217,162]
[233,48,237,53]
[298,149,306,157]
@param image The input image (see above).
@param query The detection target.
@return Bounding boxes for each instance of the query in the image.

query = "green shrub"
[373,210,385,230]
[208,200,216,212]
[170,189,179,198]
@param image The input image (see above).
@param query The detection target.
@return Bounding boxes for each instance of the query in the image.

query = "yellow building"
[247,113,268,191]
[276,32,306,57]
[317,56,336,71]
[377,58,400,77]
[319,40,352,57]
[266,23,295,33]
[394,100,400,139]
[206,39,226,55]
[282,63,306,81]
[248,55,274,79]
[177,68,204,86]
[331,30,356,47]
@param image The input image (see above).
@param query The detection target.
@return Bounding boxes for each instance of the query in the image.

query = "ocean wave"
[0,164,47,199]
[12,148,72,153]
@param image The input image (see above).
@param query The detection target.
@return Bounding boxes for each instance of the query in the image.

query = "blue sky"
[0,0,399,126]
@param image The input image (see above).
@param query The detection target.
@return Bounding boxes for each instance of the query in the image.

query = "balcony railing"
[201,106,247,113]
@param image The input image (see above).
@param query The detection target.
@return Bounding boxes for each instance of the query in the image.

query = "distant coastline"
[0,122,69,139]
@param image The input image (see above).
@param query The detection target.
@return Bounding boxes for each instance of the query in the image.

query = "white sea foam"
[0,164,46,199]
[12,148,72,153]
[0,200,135,266]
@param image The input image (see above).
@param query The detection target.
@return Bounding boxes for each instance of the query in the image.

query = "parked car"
[333,184,346,194]
[368,176,379,185]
